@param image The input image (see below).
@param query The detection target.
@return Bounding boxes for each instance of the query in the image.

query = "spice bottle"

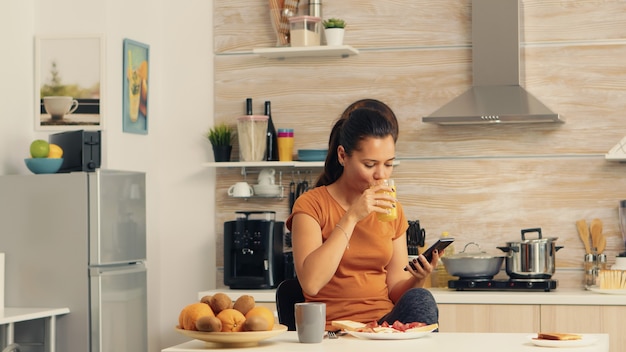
[584,253,597,288]
[264,101,279,161]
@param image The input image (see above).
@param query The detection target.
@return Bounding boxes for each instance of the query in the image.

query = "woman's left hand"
[405,249,440,280]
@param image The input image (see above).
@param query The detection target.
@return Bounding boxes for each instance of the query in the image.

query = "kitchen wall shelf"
[204,160,399,176]
[229,187,285,201]
[203,161,324,177]
[252,45,359,59]
[203,161,324,168]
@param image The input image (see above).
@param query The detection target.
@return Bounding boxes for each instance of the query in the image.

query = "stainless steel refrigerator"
[0,169,147,352]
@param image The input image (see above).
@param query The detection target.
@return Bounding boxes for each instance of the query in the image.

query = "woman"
[286,98,439,329]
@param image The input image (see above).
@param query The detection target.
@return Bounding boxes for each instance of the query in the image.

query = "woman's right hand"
[346,182,396,221]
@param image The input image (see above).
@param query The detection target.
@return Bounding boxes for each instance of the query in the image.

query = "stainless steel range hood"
[422,0,562,125]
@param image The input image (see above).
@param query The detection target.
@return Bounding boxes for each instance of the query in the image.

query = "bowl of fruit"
[175,292,287,347]
[24,139,64,174]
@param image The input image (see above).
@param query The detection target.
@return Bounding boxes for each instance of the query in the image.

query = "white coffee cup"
[258,168,276,185]
[43,96,79,119]
[228,182,254,197]
[295,302,326,343]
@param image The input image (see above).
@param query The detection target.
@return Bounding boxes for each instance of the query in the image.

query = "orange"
[179,302,214,331]
[244,306,275,330]
[216,308,246,332]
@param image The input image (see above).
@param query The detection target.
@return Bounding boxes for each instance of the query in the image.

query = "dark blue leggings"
[377,288,439,326]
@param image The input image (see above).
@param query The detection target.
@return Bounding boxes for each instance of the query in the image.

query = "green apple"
[30,139,50,158]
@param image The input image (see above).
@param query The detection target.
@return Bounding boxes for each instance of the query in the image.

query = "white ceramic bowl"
[253,184,281,197]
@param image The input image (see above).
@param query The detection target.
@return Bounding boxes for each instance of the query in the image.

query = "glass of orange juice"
[377,179,397,222]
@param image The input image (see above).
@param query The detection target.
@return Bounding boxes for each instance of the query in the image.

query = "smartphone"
[405,237,455,271]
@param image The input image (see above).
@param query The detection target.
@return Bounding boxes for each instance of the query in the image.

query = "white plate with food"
[587,287,626,295]
[528,334,597,348]
[345,325,437,340]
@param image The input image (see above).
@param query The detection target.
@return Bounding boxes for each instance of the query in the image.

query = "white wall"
[0,0,217,350]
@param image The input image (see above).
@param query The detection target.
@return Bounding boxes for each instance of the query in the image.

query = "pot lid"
[505,237,559,244]
[505,228,558,244]
[445,242,505,259]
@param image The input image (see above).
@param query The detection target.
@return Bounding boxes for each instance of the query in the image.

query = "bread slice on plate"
[406,323,439,332]
[331,320,366,331]
[536,332,582,341]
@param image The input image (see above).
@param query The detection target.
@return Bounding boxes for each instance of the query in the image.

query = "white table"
[0,307,70,352]
[162,331,609,352]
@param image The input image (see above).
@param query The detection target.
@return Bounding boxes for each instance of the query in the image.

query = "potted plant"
[322,18,346,46]
[206,122,234,162]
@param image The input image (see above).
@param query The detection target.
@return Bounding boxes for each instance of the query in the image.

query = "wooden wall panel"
[215,44,626,158]
[212,0,626,289]
[214,0,626,52]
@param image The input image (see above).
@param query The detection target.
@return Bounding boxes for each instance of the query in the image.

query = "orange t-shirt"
[286,186,409,326]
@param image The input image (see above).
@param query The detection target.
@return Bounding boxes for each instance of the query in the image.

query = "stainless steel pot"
[441,242,505,279]
[497,228,564,279]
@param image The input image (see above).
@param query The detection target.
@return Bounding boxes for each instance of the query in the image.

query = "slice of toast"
[405,323,439,332]
[536,332,582,341]
[331,320,367,331]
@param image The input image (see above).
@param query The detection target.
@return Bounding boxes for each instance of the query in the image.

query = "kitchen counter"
[198,287,626,306]
[162,331,609,352]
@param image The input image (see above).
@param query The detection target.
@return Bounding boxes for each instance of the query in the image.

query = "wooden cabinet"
[541,305,626,350]
[438,304,540,333]
[440,303,624,349]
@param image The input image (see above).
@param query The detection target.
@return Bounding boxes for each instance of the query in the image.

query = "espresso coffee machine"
[224,211,285,289]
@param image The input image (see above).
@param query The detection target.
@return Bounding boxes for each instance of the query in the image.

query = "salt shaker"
[583,253,597,287]
[596,253,607,271]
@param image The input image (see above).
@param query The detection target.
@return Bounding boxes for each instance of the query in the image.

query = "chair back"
[275,278,305,331]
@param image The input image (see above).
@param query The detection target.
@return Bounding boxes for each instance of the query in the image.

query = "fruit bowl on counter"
[174,324,287,347]
[24,158,63,174]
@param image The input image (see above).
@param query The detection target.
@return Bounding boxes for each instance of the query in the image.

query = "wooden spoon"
[590,218,603,253]
[597,234,607,254]
[576,219,591,254]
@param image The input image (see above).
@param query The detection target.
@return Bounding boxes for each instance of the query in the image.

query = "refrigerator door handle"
[89,262,147,276]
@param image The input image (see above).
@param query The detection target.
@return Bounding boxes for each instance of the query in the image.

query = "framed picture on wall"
[35,35,104,131]
[123,38,149,135]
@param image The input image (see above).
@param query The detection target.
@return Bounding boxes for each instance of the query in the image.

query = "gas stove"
[448,279,558,292]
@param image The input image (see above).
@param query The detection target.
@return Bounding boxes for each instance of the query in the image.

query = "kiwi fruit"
[200,295,212,305]
[233,295,255,315]
[209,292,233,314]
[196,316,222,332]
[242,315,269,332]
